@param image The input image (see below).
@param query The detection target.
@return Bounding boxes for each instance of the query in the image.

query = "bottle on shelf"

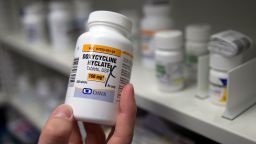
[208,30,252,105]
[22,2,47,44]
[154,30,185,92]
[73,0,92,33]
[185,24,211,83]
[48,1,74,50]
[209,53,243,106]
[140,0,173,69]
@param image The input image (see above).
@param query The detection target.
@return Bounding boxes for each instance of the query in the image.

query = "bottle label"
[185,55,198,81]
[209,78,227,105]
[156,61,184,86]
[68,44,133,103]
[208,30,252,56]
[141,29,160,60]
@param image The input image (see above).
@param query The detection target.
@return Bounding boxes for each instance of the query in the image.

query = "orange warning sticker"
[83,44,122,57]
[142,29,156,36]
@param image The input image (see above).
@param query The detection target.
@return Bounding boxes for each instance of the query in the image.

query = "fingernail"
[53,105,73,120]
[128,84,134,92]
[127,83,134,89]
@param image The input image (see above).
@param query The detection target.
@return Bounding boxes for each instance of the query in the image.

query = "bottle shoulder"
[77,31,132,49]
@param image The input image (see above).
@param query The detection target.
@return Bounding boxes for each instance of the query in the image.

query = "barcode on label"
[68,58,79,87]
[117,59,132,102]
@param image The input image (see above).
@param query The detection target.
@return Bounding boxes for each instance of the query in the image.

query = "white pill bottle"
[48,1,74,50]
[65,11,133,125]
[154,30,185,92]
[141,2,173,68]
[23,3,47,44]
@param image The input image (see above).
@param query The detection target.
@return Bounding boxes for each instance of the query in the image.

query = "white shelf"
[0,33,73,75]
[131,63,256,144]
[1,33,256,144]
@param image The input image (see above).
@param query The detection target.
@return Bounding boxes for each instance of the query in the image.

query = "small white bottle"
[208,30,253,105]
[65,11,133,125]
[48,1,74,50]
[154,30,184,92]
[141,1,173,68]
[22,3,47,44]
[185,24,211,82]
[209,53,243,105]
[209,69,228,106]
[73,0,92,33]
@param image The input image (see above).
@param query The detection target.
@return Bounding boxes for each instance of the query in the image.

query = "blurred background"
[0,0,255,143]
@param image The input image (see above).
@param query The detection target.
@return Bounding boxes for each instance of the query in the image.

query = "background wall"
[92,0,256,39]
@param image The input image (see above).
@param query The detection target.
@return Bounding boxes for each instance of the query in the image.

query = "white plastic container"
[210,53,243,71]
[207,30,250,106]
[154,30,184,92]
[73,0,92,33]
[65,11,133,125]
[209,69,228,106]
[209,53,242,106]
[22,3,47,44]
[48,1,74,50]
[185,24,211,81]
[141,3,173,68]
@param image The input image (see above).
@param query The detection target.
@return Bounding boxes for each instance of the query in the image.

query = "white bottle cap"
[154,30,183,50]
[143,4,170,16]
[155,50,184,62]
[88,11,132,33]
[186,24,211,42]
[210,53,243,71]
[209,69,228,85]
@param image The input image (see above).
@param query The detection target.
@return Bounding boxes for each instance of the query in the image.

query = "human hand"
[38,84,137,144]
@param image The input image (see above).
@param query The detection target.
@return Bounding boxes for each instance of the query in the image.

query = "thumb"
[38,104,74,144]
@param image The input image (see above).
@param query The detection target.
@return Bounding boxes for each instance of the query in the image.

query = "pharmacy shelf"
[131,64,256,144]
[0,33,73,75]
[1,33,256,144]
[9,96,47,129]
